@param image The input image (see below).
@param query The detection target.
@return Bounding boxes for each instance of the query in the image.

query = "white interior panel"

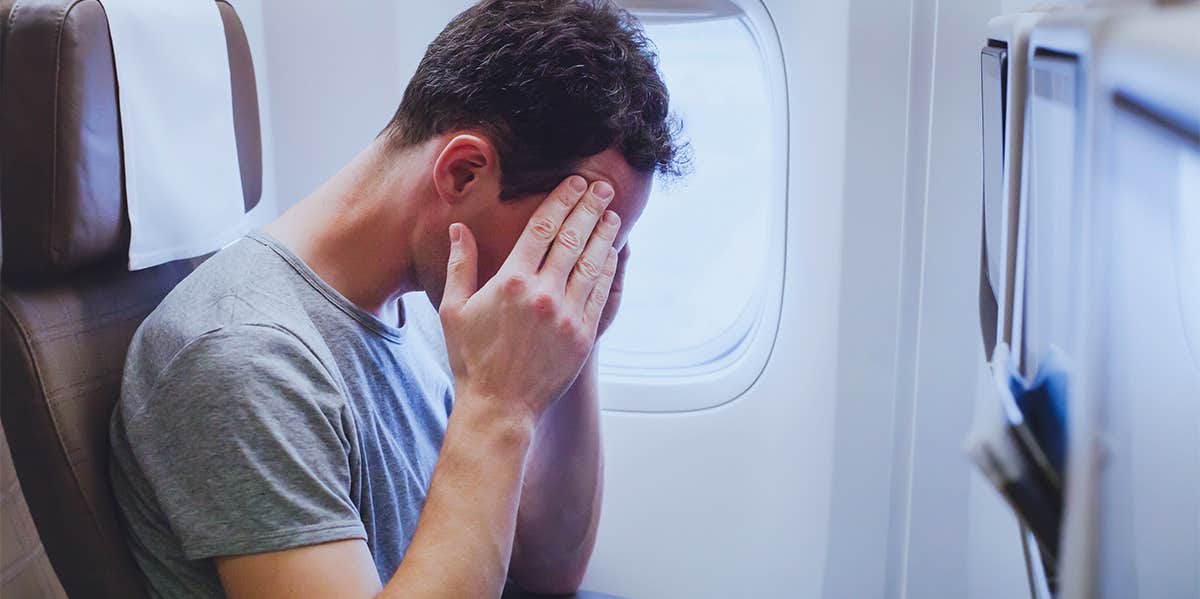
[1094,106,1200,599]
[884,1,1041,597]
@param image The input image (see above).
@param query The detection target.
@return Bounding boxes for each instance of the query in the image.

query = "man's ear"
[432,134,501,206]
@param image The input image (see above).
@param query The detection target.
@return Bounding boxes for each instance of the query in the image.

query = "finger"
[565,210,620,310]
[583,248,620,334]
[441,223,478,313]
[503,176,589,272]
[542,181,614,283]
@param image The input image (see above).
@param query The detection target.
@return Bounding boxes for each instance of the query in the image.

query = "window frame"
[599,0,788,413]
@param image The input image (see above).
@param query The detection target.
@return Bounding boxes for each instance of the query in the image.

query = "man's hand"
[439,176,622,423]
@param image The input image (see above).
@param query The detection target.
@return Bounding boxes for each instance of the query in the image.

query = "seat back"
[1,426,68,599]
[0,1,262,596]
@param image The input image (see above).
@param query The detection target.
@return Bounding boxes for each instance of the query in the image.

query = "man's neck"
[263,140,423,326]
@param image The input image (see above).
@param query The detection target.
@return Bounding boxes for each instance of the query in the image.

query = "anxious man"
[109,1,686,597]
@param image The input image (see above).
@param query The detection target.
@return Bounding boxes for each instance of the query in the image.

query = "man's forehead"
[571,149,653,249]
[573,149,653,209]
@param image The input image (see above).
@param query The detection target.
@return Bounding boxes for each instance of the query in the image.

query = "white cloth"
[102,0,248,270]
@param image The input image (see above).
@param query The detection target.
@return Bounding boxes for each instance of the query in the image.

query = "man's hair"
[381,0,687,200]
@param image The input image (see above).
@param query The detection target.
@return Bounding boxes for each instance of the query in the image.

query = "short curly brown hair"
[381,0,687,200]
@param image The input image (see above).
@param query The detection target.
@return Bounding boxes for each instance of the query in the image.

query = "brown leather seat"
[1,426,68,599]
[0,1,262,596]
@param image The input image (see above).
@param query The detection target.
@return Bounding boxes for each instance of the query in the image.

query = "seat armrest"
[502,588,628,599]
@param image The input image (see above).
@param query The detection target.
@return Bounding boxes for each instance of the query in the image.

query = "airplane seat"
[0,1,262,596]
[1,425,68,598]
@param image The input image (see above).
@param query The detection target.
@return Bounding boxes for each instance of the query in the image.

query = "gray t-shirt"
[109,232,454,598]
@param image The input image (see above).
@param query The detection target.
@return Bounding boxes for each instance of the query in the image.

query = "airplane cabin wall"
[227,0,474,214]
[222,1,1064,597]
[880,0,1047,597]
[827,0,1051,597]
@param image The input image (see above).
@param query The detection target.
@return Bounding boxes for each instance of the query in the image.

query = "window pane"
[600,16,775,371]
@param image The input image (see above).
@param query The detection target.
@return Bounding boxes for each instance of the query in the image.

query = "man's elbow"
[508,560,589,596]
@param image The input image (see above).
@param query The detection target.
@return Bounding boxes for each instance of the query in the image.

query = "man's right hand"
[438,175,622,424]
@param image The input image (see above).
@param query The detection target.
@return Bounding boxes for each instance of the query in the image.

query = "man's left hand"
[596,244,630,338]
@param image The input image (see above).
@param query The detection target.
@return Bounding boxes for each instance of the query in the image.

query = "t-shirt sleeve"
[124,324,366,560]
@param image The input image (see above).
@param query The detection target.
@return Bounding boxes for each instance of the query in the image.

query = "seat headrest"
[0,0,262,281]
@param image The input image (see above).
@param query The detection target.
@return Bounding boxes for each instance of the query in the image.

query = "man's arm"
[218,362,608,599]
[508,243,628,594]
[216,177,621,599]
[217,396,535,599]
[508,355,605,594]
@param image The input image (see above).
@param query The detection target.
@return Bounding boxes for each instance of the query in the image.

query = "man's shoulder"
[125,238,332,395]
[118,320,344,435]
[153,236,302,323]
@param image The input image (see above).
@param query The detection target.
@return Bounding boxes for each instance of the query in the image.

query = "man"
[108,0,685,597]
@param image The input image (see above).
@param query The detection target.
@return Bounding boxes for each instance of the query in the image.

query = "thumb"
[442,223,478,312]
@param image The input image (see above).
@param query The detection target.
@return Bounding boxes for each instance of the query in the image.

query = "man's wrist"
[451,384,538,450]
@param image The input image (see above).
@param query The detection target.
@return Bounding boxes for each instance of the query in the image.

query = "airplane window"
[600,14,775,373]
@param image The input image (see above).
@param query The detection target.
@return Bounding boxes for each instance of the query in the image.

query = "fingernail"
[450,224,462,244]
[604,211,620,226]
[568,176,588,193]
[594,181,614,200]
